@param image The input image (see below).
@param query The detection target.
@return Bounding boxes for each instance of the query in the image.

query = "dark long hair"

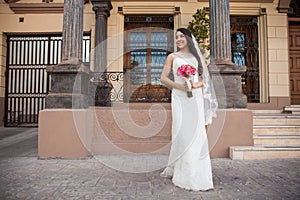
[176,28,202,71]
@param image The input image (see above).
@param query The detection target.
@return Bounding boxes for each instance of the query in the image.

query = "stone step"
[253,114,300,125]
[253,135,300,146]
[284,105,300,115]
[253,125,300,135]
[251,110,283,114]
[230,146,300,160]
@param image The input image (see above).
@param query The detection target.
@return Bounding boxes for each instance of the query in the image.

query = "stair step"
[251,110,283,114]
[253,135,300,146]
[230,146,300,160]
[253,125,300,135]
[253,116,300,125]
[284,105,300,115]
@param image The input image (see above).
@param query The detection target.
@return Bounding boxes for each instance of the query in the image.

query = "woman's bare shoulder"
[167,53,175,60]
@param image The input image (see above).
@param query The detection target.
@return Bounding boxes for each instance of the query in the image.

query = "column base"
[216,94,247,108]
[210,64,247,108]
[45,93,89,109]
[46,62,90,109]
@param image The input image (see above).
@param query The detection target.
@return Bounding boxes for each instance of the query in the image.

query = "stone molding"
[120,3,179,14]
[9,3,64,14]
[200,0,273,2]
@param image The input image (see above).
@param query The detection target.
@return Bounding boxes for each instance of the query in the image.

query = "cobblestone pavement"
[0,128,299,200]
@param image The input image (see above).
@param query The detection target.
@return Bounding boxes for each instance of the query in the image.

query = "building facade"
[0,0,299,127]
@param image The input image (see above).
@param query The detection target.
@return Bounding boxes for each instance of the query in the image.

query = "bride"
[160,28,218,191]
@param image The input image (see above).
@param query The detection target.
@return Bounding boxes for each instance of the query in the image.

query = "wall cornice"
[199,0,273,2]
[6,0,90,14]
[9,3,64,14]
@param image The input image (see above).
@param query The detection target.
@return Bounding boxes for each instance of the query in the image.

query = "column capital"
[277,0,292,13]
[91,0,113,17]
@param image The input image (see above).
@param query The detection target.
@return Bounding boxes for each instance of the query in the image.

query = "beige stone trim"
[259,14,269,103]
[9,3,64,14]
[0,34,7,97]
[106,12,124,72]
[200,0,273,2]
[230,4,265,15]
[120,2,179,14]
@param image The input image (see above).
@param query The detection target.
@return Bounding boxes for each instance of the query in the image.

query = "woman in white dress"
[160,28,218,191]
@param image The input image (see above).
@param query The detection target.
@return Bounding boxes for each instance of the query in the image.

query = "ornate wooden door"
[123,15,173,102]
[231,16,259,103]
[289,21,300,104]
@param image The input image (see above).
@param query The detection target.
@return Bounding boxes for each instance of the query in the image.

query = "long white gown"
[161,52,214,191]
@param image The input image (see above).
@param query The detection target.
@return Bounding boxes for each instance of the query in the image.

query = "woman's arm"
[160,54,186,91]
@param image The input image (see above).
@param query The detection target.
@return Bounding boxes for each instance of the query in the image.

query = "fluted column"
[61,0,84,64]
[209,0,247,108]
[45,0,89,109]
[209,0,232,65]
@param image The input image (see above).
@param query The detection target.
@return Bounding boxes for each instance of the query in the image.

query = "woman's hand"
[178,82,189,91]
[190,79,204,89]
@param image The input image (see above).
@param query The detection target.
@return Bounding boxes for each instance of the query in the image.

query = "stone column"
[45,0,89,109]
[90,0,113,106]
[61,0,83,64]
[92,0,112,73]
[210,0,232,65]
[209,0,247,108]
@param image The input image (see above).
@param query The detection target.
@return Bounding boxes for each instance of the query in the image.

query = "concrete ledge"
[208,109,253,158]
[93,105,253,158]
[38,105,253,158]
[38,109,92,158]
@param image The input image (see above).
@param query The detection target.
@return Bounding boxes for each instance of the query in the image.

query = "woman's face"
[175,31,188,50]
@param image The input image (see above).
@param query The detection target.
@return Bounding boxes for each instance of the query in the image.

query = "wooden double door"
[289,21,300,104]
[123,15,174,102]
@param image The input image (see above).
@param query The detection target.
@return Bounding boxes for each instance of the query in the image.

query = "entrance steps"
[284,105,300,115]
[230,109,300,160]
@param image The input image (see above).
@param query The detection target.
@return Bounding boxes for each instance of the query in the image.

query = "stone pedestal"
[210,64,247,108]
[45,63,90,109]
[39,0,92,158]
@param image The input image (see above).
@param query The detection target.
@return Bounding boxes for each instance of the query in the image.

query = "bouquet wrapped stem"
[184,77,193,97]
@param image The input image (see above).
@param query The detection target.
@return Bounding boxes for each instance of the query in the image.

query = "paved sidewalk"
[0,128,299,200]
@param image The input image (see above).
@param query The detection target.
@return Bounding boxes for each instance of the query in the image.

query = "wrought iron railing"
[90,71,171,104]
[91,72,124,104]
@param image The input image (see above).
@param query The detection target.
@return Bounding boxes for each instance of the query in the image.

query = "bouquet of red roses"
[177,64,197,97]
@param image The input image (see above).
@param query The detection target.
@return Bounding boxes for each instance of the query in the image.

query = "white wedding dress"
[161,52,214,191]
